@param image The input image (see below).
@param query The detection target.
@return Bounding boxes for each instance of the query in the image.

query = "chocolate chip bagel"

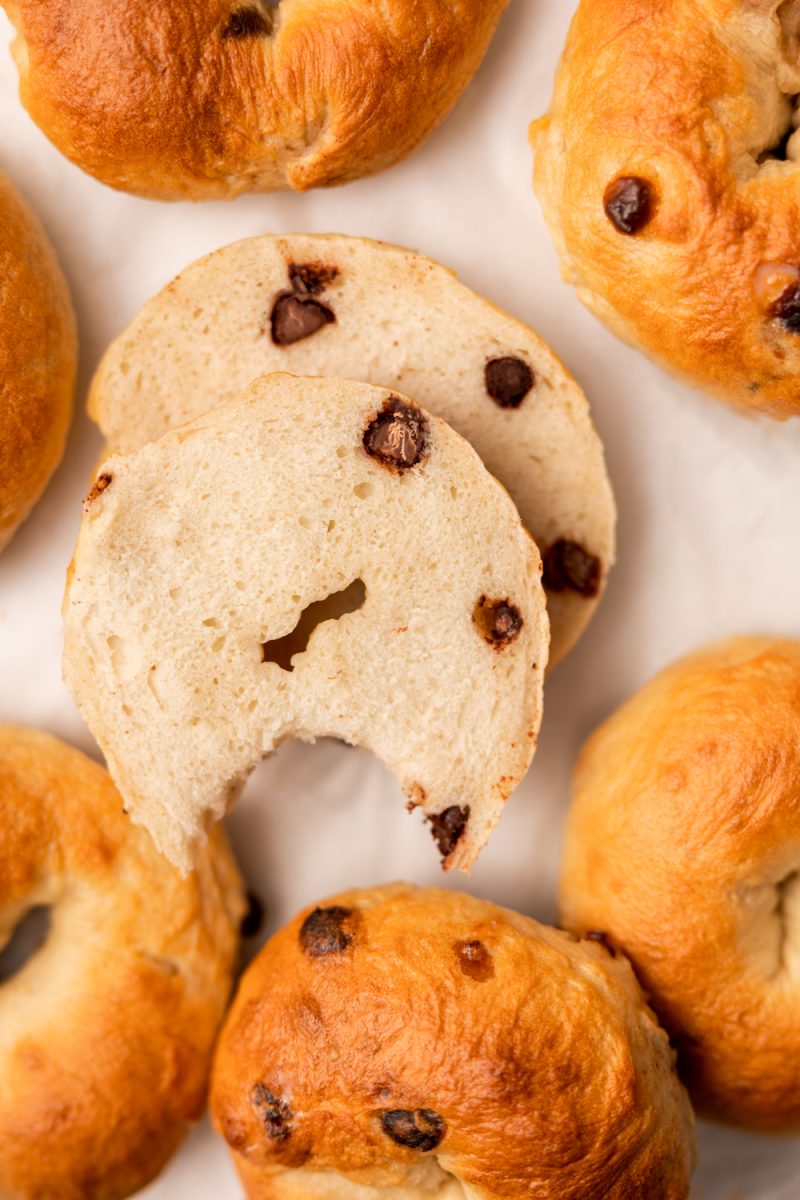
[1,0,506,199]
[89,234,615,666]
[560,637,800,1130]
[63,374,548,874]
[210,884,696,1199]
[0,726,244,1200]
[0,171,75,552]
[532,0,800,417]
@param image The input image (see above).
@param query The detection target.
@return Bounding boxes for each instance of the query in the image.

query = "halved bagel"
[63,374,548,873]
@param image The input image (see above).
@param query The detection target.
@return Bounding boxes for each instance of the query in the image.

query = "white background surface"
[1,2,799,1197]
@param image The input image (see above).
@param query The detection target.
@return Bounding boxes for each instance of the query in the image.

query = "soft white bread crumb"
[64,374,548,873]
[89,234,614,666]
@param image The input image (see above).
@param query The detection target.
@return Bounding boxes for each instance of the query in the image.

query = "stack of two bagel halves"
[63,234,615,874]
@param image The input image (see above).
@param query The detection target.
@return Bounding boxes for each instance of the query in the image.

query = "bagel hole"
[261,580,366,672]
[0,906,51,983]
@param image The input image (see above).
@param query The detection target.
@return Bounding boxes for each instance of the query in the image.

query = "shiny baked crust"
[0,726,244,1200]
[0,171,75,552]
[532,0,800,418]
[1,0,507,199]
[211,884,695,1199]
[560,637,800,1130]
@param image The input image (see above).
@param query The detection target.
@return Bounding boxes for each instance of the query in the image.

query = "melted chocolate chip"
[299,906,355,957]
[271,293,335,345]
[240,890,265,938]
[363,398,429,471]
[542,540,601,598]
[772,282,800,334]
[584,930,617,956]
[252,1085,292,1140]
[84,473,113,509]
[603,176,654,235]
[427,806,470,860]
[473,596,524,648]
[455,939,495,981]
[221,7,273,38]
[380,1109,445,1152]
[289,262,340,297]
[485,357,535,409]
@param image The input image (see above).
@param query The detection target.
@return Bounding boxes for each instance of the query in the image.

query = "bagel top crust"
[0,725,244,1200]
[210,884,695,1200]
[1,0,507,199]
[560,637,800,1130]
[0,171,76,552]
[532,0,800,418]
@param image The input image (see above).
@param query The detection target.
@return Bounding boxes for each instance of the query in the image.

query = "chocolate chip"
[473,596,524,648]
[252,1085,292,1140]
[427,806,470,860]
[455,939,494,981]
[240,890,265,938]
[363,398,429,471]
[604,176,654,235]
[380,1109,445,1152]
[271,293,335,345]
[485,357,535,409]
[84,473,112,509]
[772,283,800,334]
[299,906,356,957]
[289,262,340,297]
[542,540,601,598]
[584,930,617,956]
[221,7,273,38]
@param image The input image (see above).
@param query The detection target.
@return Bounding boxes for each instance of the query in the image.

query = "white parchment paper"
[1,3,799,1196]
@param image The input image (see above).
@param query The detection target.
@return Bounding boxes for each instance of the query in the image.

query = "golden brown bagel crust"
[560,637,800,1130]
[0,726,244,1200]
[0,172,75,551]
[2,0,507,199]
[211,884,695,1200]
[532,0,800,418]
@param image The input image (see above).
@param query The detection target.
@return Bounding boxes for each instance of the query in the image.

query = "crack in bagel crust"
[2,1,508,198]
[532,0,800,416]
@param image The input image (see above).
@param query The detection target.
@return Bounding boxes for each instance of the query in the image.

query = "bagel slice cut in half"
[63,374,548,874]
[89,234,615,667]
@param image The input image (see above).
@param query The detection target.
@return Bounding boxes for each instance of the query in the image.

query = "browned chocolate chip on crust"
[455,939,495,981]
[252,1085,293,1140]
[380,1109,445,1152]
[240,890,265,938]
[604,176,654,235]
[584,930,617,956]
[485,357,535,409]
[222,7,273,38]
[289,262,340,297]
[772,282,800,334]
[300,906,356,957]
[271,293,335,345]
[542,539,601,598]
[427,805,470,859]
[363,398,429,471]
[84,473,113,509]
[473,596,523,648]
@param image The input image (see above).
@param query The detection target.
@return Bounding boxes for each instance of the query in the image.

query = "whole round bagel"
[63,374,548,875]
[210,883,695,1200]
[1,0,507,199]
[89,233,615,666]
[0,725,244,1199]
[0,171,76,552]
[532,0,800,418]
[560,637,800,1130]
